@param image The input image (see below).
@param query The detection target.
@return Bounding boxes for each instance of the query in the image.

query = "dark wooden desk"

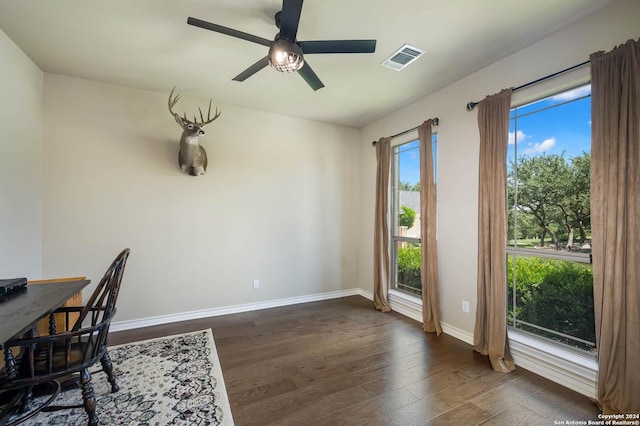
[0,280,90,422]
[0,279,90,350]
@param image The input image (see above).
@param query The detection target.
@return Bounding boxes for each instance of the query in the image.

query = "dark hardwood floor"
[110,295,601,425]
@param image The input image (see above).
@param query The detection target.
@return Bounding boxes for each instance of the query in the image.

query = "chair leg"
[79,368,99,426]
[100,350,119,393]
[17,385,33,414]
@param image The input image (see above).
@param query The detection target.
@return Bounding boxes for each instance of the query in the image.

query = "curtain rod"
[371,117,439,146]
[465,60,590,111]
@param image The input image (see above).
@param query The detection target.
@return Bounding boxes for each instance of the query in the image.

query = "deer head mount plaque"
[168,87,221,176]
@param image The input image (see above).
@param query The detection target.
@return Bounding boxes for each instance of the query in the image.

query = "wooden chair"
[0,277,85,404]
[28,276,86,337]
[0,248,130,426]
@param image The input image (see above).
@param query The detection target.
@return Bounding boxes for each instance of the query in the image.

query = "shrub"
[397,244,421,292]
[399,206,416,229]
[508,256,595,349]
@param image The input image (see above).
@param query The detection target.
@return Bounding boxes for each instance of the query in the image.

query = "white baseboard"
[441,323,474,345]
[387,290,474,345]
[110,287,596,399]
[358,289,374,301]
[110,288,364,332]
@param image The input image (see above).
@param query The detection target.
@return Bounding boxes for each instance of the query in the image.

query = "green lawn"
[507,238,553,248]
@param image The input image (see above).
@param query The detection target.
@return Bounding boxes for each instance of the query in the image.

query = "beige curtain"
[590,39,640,414]
[418,120,442,334]
[373,137,392,312]
[473,89,516,373]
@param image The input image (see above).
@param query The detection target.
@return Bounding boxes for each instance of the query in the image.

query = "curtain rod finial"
[466,102,478,111]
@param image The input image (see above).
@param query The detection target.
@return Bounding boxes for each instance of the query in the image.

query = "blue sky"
[397,137,436,186]
[508,84,591,160]
[397,140,420,185]
[397,84,591,187]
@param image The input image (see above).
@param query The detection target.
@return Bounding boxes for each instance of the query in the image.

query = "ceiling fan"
[187,0,377,91]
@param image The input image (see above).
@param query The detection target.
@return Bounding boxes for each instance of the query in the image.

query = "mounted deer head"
[168,87,221,176]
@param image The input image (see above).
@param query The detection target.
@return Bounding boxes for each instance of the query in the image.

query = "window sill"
[508,328,597,398]
[388,289,422,322]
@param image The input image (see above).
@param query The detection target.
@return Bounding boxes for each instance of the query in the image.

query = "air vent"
[381,44,425,71]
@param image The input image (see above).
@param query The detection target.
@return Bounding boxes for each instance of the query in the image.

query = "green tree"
[511,154,565,248]
[399,180,420,191]
[566,153,591,245]
[509,152,590,249]
[548,153,591,249]
[399,205,416,228]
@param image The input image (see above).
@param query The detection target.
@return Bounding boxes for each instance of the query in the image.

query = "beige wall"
[3,0,639,334]
[357,0,640,335]
[41,75,360,322]
[0,29,43,278]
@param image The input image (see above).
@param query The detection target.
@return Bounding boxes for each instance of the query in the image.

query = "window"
[390,135,437,297]
[507,84,595,353]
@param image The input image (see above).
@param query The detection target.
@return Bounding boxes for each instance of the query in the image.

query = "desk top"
[0,279,91,349]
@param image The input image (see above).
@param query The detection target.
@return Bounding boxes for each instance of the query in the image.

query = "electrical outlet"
[462,300,470,313]
[253,279,260,289]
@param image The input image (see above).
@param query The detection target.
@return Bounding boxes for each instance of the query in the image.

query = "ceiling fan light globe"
[269,39,304,73]
[270,53,304,73]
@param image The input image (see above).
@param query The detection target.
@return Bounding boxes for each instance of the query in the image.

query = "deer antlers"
[168,87,221,126]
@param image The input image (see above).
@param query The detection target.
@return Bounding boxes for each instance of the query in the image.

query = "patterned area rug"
[9,329,234,425]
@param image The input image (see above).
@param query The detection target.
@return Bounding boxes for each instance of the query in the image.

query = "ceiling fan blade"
[279,0,303,41]
[300,40,377,54]
[298,62,324,91]
[187,17,272,47]
[232,56,270,82]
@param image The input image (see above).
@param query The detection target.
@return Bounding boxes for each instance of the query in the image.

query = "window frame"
[506,81,595,353]
[388,132,437,298]
[390,137,422,297]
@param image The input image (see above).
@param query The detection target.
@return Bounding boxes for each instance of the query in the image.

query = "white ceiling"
[0,0,612,128]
